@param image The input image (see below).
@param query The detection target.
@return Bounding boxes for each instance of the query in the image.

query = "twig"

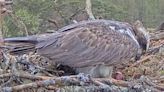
[47,19,59,30]
[147,44,164,54]
[130,55,154,67]
[1,77,13,87]
[45,85,58,91]
[156,22,164,31]
[150,31,164,40]
[141,76,164,91]
[17,60,64,76]
[1,79,56,92]
[0,73,12,78]
[0,72,52,80]
[95,78,129,87]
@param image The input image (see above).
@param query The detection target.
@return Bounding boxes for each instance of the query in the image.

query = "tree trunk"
[85,0,95,20]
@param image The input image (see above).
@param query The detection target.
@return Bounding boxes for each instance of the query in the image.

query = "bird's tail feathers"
[2,36,37,55]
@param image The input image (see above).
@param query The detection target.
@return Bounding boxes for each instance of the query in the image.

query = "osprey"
[3,20,149,77]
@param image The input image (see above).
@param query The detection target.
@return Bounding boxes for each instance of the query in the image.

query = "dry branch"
[0,72,54,80]
[156,22,164,30]
[147,44,164,54]
[130,55,154,67]
[1,79,56,92]
[95,78,129,87]
[150,31,164,40]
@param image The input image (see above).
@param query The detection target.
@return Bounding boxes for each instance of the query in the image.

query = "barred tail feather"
[4,36,37,55]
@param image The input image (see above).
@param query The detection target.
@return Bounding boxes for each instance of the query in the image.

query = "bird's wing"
[37,24,138,68]
[57,19,139,48]
[58,19,132,32]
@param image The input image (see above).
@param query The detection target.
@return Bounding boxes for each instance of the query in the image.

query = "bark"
[85,0,95,20]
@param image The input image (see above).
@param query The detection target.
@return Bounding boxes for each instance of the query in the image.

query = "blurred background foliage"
[2,0,164,37]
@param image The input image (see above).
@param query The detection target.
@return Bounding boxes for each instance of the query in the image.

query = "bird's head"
[133,20,150,53]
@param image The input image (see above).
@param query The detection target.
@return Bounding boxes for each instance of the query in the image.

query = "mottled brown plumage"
[3,20,149,77]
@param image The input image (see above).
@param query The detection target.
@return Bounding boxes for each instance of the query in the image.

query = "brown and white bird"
[2,20,150,78]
